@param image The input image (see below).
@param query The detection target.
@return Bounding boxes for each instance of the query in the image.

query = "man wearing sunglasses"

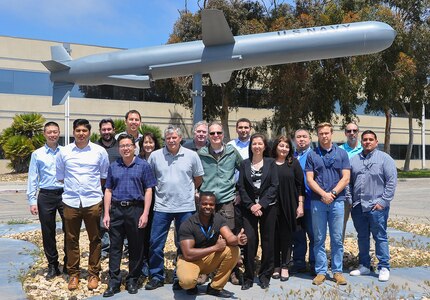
[339,123,363,242]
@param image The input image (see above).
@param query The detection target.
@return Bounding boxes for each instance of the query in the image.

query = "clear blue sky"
[0,0,201,49]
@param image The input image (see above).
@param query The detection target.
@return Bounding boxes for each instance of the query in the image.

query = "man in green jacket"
[198,121,243,230]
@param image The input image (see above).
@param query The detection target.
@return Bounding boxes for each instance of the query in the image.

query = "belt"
[111,201,142,207]
[39,188,63,195]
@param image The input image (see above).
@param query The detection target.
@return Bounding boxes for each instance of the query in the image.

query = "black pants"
[37,189,66,267]
[274,213,293,268]
[108,203,145,287]
[142,199,154,263]
[241,204,277,284]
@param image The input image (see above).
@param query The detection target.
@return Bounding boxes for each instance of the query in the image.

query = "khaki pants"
[63,202,102,277]
[177,245,239,290]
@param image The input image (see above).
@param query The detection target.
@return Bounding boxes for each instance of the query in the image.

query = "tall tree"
[155,0,267,140]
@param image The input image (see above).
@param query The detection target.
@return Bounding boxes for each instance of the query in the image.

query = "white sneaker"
[349,265,371,276]
[378,267,390,282]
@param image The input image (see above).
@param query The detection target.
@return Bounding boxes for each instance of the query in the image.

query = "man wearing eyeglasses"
[339,122,363,242]
[347,130,396,282]
[102,134,156,296]
[305,122,350,286]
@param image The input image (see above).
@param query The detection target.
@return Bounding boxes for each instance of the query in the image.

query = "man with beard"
[98,119,121,163]
[97,118,121,259]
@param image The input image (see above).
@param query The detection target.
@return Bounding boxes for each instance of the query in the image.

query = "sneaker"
[350,265,371,276]
[145,278,164,290]
[206,284,233,298]
[312,274,326,285]
[378,267,390,282]
[333,273,347,285]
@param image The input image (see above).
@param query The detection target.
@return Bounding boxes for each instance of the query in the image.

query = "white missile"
[42,9,396,105]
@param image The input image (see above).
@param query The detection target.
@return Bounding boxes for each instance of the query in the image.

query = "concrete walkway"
[0,179,429,299]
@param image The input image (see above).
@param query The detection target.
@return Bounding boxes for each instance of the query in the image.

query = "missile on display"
[43,9,396,105]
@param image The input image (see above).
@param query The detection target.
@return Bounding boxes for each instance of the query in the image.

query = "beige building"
[0,35,429,170]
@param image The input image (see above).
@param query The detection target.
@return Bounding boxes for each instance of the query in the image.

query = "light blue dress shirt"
[27,144,63,206]
[56,141,109,208]
[348,149,397,211]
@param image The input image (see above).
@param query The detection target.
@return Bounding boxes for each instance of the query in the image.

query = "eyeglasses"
[345,129,358,133]
[209,131,223,136]
[119,144,134,149]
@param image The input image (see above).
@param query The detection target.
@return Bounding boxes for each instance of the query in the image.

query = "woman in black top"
[239,133,279,290]
[271,135,304,281]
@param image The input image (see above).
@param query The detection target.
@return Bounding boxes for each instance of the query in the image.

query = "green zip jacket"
[198,144,242,204]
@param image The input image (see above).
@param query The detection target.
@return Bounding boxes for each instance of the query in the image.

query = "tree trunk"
[401,102,413,172]
[384,107,392,154]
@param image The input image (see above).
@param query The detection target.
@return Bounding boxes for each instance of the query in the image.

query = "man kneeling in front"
[177,191,247,298]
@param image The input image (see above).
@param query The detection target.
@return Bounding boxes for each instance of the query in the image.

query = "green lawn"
[398,169,430,178]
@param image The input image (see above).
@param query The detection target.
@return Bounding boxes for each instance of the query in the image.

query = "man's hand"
[321,192,335,204]
[237,228,247,246]
[372,203,384,211]
[233,193,241,205]
[30,205,38,215]
[138,213,148,228]
[214,235,227,252]
[103,215,110,230]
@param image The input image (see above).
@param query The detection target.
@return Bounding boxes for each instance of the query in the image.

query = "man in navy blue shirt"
[305,122,350,286]
[102,133,157,297]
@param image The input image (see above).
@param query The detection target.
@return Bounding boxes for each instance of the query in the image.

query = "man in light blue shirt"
[56,119,109,291]
[27,121,66,280]
[348,130,397,282]
[339,122,363,240]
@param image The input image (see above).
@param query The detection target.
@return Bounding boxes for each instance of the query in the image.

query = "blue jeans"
[149,211,194,281]
[351,204,390,270]
[293,208,315,269]
[311,199,344,274]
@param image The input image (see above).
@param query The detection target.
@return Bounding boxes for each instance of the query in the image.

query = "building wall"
[1,35,429,170]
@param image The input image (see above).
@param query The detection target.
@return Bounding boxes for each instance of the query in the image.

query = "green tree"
[0,113,45,173]
[156,0,267,140]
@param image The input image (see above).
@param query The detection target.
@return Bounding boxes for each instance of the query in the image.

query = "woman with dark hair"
[138,132,160,277]
[271,135,304,281]
[138,132,161,161]
[239,133,279,290]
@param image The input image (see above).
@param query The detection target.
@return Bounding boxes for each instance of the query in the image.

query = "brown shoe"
[333,273,347,285]
[68,276,79,290]
[312,274,326,285]
[87,275,100,290]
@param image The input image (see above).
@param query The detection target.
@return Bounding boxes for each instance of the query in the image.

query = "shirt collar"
[235,138,250,147]
[44,143,60,154]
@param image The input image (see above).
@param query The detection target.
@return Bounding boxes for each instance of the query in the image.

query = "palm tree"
[0,113,45,173]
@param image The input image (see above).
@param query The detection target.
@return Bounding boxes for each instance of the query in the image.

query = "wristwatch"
[331,190,337,197]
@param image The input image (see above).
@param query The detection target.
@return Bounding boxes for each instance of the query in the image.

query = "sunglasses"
[345,129,358,133]
[209,131,223,136]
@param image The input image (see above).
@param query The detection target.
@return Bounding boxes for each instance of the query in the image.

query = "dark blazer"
[238,157,279,210]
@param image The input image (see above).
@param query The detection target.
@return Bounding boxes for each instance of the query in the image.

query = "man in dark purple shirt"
[102,133,156,297]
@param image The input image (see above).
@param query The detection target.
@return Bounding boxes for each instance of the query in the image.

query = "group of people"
[27,111,397,298]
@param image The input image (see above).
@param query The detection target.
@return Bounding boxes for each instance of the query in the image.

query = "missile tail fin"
[42,60,70,72]
[51,45,72,62]
[202,9,235,46]
[52,82,74,105]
